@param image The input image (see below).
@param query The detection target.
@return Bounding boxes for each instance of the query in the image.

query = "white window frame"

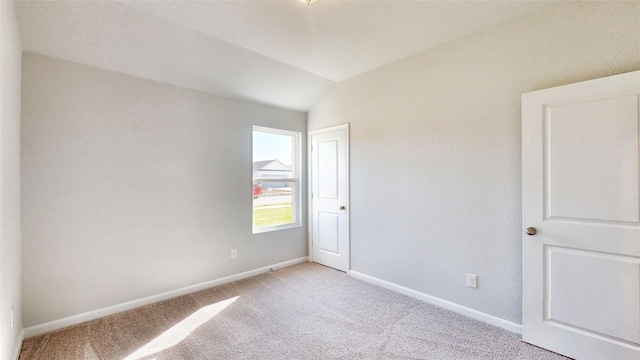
[252,126,301,234]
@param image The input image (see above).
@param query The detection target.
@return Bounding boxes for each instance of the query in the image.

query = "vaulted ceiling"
[15,1,552,111]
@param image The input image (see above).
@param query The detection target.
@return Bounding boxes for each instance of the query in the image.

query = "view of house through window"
[253,126,300,233]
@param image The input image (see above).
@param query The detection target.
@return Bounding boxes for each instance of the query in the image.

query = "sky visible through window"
[253,131,292,165]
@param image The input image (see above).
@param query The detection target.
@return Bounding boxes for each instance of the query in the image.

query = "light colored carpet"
[19,262,569,359]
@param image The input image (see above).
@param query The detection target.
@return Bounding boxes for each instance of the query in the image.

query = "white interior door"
[310,124,349,272]
[522,70,640,360]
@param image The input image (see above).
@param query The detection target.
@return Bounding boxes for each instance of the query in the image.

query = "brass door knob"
[525,227,537,236]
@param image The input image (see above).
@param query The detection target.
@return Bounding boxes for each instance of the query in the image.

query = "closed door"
[522,70,640,359]
[310,124,349,272]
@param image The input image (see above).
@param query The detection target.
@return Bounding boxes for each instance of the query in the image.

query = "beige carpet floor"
[19,262,569,360]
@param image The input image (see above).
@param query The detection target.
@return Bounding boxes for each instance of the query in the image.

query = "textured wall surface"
[0,1,23,358]
[308,2,640,324]
[21,53,307,327]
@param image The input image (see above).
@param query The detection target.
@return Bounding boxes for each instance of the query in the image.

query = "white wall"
[309,2,640,324]
[0,1,23,358]
[21,53,307,327]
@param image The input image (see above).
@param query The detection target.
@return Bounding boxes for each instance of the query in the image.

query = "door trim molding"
[308,123,350,270]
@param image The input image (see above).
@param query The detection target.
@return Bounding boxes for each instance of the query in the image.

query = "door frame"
[308,123,350,271]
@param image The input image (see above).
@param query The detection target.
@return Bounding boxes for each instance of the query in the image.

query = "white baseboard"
[23,257,309,339]
[348,270,522,334]
[12,329,24,360]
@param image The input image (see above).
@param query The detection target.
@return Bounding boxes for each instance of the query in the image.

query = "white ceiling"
[15,1,552,111]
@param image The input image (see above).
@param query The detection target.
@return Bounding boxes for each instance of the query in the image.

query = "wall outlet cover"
[467,274,477,289]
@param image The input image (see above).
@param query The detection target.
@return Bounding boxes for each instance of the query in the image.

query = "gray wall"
[21,53,307,327]
[308,2,640,324]
[0,1,23,358]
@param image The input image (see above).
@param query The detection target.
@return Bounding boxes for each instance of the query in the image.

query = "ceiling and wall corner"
[14,1,333,112]
[15,0,552,111]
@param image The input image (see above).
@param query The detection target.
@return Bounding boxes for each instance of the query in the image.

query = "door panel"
[546,246,640,344]
[317,140,339,199]
[318,212,339,254]
[546,95,639,223]
[522,70,640,359]
[310,124,349,272]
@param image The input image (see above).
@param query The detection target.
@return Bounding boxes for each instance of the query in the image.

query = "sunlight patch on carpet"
[123,296,239,360]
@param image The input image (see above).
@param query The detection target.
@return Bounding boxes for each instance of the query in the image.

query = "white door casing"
[522,70,640,360]
[310,124,349,272]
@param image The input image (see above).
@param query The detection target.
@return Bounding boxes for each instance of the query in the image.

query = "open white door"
[522,70,640,359]
[310,124,349,272]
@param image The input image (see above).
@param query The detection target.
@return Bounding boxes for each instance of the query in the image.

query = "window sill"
[253,223,301,234]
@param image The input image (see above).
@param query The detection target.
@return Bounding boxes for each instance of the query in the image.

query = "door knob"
[339,206,346,210]
[525,227,537,236]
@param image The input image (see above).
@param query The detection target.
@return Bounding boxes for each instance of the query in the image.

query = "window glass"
[253,127,300,233]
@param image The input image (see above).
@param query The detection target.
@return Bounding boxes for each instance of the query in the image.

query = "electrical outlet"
[467,274,477,289]
[11,306,15,328]
[230,249,237,260]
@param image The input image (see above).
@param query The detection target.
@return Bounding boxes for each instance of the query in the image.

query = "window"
[252,126,301,233]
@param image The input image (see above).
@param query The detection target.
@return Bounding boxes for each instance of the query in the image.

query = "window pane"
[253,181,294,228]
[253,131,293,178]
[253,127,300,232]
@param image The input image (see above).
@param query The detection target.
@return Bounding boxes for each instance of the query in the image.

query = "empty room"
[1,1,639,359]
